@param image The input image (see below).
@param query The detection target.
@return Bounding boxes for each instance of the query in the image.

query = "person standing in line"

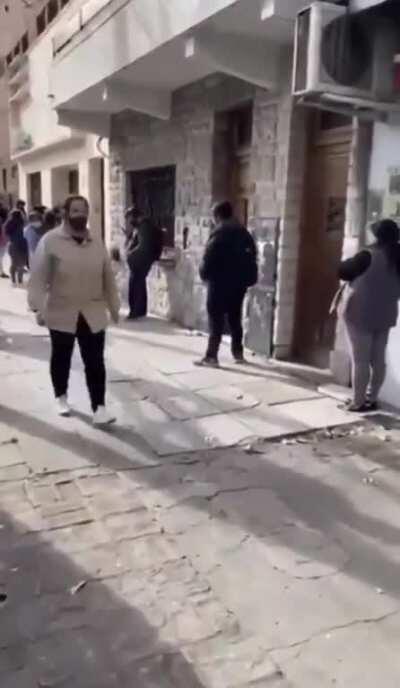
[125,206,164,320]
[28,195,120,425]
[25,210,56,267]
[196,201,258,367]
[24,210,45,266]
[15,199,27,223]
[4,209,27,286]
[339,219,400,412]
[0,204,9,278]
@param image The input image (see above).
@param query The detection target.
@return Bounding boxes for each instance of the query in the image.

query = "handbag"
[329,283,346,316]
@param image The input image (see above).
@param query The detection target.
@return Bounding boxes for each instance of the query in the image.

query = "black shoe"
[194,357,220,368]
[365,400,379,412]
[1,273,9,279]
[233,355,246,364]
[344,401,369,413]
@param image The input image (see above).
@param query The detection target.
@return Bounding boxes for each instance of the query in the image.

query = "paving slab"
[240,378,321,405]
[196,385,260,413]
[155,391,219,420]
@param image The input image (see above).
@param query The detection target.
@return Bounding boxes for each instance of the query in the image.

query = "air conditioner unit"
[293,1,400,107]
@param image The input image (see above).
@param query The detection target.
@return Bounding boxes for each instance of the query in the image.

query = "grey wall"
[109,70,305,356]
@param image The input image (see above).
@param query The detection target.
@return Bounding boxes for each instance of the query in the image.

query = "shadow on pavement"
[0,507,208,687]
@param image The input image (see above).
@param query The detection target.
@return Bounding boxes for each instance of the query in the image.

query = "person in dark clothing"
[196,201,258,367]
[125,206,164,320]
[16,200,27,223]
[338,219,400,412]
[5,209,27,285]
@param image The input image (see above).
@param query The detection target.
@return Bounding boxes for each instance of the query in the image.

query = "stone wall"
[109,69,305,357]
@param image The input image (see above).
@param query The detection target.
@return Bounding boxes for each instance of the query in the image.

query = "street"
[1,282,400,687]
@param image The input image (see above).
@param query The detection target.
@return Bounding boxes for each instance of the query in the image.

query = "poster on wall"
[326,197,346,233]
[383,166,400,221]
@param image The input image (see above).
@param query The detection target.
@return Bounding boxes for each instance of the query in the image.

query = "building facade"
[0,0,106,236]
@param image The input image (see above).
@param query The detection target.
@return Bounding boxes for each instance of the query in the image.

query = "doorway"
[213,103,253,225]
[294,111,352,368]
[28,172,42,209]
[128,166,176,247]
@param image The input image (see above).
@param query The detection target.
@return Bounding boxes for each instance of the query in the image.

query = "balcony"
[51,0,306,135]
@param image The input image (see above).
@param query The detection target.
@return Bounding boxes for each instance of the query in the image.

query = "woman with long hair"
[339,219,400,412]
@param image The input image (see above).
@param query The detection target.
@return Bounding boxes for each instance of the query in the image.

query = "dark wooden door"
[129,166,176,247]
[294,113,352,367]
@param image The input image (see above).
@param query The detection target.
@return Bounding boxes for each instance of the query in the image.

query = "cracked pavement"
[1,286,400,686]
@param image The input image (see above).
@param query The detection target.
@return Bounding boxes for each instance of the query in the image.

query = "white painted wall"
[51,0,240,106]
[368,122,400,407]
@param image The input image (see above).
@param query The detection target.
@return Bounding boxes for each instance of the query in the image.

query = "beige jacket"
[28,225,120,334]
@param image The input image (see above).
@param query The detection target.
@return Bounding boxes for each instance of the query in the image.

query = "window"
[47,0,59,24]
[128,166,176,248]
[2,169,7,192]
[68,169,79,194]
[21,32,29,54]
[37,9,46,36]
[11,166,17,180]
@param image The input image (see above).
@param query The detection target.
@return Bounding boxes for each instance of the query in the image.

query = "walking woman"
[28,195,120,425]
[339,219,400,412]
[4,209,27,286]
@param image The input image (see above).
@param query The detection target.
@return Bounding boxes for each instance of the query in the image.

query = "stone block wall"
[109,69,306,357]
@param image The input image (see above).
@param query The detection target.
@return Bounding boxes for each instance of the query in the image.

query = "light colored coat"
[28,225,120,333]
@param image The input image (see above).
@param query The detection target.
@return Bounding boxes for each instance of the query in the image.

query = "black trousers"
[128,269,149,318]
[206,285,247,360]
[49,315,106,411]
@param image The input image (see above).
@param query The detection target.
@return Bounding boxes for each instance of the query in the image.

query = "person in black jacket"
[196,201,258,367]
[125,206,164,320]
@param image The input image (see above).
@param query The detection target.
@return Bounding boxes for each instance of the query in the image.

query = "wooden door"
[294,113,352,367]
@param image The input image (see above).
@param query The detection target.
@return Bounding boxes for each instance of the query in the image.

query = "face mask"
[69,215,87,232]
[32,221,42,229]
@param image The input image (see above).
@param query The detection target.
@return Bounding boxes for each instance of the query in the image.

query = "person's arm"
[103,250,120,323]
[27,236,51,314]
[339,250,371,282]
[199,233,220,282]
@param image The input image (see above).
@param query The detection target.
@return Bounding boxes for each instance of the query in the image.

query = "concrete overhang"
[50,0,307,132]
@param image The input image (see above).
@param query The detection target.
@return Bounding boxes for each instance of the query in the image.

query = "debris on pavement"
[70,579,89,595]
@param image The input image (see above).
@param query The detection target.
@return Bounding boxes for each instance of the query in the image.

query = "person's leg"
[205,287,225,361]
[227,289,246,360]
[346,323,372,408]
[131,271,148,318]
[76,316,106,412]
[128,270,135,317]
[369,329,390,404]
[49,329,75,399]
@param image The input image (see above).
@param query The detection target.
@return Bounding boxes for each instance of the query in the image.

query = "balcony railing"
[53,0,113,56]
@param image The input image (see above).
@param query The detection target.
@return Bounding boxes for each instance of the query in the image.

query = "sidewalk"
[1,283,400,686]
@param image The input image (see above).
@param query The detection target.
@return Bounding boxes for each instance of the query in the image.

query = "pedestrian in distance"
[24,210,45,266]
[15,199,27,223]
[0,203,9,278]
[28,195,120,426]
[4,209,27,286]
[338,218,400,412]
[196,201,258,368]
[125,205,164,320]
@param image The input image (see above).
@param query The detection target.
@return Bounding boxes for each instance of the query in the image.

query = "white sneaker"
[56,395,70,417]
[93,406,116,427]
